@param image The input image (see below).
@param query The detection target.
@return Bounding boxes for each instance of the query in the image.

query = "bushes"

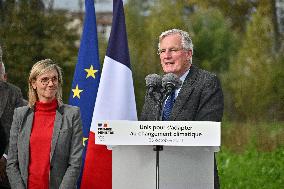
[218,122,284,188]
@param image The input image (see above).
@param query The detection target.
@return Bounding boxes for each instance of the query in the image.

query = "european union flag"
[68,0,100,187]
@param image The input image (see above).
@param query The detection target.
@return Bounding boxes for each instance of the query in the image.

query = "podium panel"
[112,146,216,189]
[112,146,156,189]
[160,146,214,189]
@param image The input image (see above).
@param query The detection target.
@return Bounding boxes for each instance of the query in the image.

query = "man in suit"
[140,29,224,189]
[0,45,24,188]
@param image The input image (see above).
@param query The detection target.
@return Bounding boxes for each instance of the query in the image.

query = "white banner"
[94,121,221,146]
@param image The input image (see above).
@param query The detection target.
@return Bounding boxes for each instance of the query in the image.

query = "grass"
[217,122,284,189]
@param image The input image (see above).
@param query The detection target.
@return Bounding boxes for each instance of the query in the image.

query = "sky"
[53,0,126,12]
[54,0,82,11]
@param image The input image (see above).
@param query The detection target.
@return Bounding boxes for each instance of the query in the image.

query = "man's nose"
[47,80,54,86]
[164,51,172,58]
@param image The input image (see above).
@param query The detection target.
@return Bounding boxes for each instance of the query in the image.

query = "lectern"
[95,120,220,189]
[112,146,218,189]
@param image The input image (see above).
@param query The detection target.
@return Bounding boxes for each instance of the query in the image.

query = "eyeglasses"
[157,47,184,55]
[39,76,58,86]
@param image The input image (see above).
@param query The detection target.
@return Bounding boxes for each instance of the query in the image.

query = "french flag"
[80,0,137,188]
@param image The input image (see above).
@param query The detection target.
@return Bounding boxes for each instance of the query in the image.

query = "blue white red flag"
[68,0,100,188]
[80,0,137,188]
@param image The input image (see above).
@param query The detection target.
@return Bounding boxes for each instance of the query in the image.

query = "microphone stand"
[152,89,171,189]
[153,100,162,189]
[146,73,181,189]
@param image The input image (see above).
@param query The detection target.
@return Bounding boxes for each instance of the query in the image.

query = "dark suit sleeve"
[59,107,83,189]
[140,93,160,121]
[3,85,24,155]
[140,95,151,121]
[15,88,24,108]
[195,75,224,122]
[0,123,6,157]
[6,109,26,189]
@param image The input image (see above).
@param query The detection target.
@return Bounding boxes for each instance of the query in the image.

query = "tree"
[0,0,79,101]
[187,0,259,33]
[189,8,238,73]
[224,8,277,121]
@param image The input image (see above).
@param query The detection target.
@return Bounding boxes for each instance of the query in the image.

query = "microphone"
[145,74,162,95]
[162,73,182,95]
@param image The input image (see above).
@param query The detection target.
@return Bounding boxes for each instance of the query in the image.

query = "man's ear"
[186,50,192,61]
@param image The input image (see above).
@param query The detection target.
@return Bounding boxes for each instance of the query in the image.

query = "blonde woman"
[7,59,83,189]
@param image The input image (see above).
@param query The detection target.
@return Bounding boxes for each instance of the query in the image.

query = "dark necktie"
[162,91,175,121]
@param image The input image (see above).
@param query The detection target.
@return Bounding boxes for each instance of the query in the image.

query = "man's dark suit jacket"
[0,81,24,155]
[0,122,6,156]
[140,64,224,189]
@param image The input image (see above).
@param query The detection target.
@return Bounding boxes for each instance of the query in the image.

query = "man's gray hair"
[158,28,194,54]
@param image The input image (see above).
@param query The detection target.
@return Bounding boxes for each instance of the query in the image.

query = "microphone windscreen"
[162,73,182,89]
[145,74,162,87]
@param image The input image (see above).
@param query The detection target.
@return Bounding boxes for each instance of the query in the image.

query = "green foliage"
[187,0,260,33]
[0,1,79,101]
[218,147,284,189]
[97,33,108,66]
[268,55,284,120]
[223,8,281,121]
[218,122,284,188]
[189,8,238,73]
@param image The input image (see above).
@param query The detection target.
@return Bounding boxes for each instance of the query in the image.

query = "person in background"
[140,29,224,189]
[6,59,83,189]
[0,44,25,189]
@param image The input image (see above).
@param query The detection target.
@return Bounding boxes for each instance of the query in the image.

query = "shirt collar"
[179,68,190,85]
[173,68,190,98]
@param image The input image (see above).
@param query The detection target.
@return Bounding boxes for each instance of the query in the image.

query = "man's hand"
[0,156,7,182]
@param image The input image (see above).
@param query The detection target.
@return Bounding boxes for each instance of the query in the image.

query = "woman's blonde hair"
[28,59,63,107]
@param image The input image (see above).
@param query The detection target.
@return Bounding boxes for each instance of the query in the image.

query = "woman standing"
[6,59,83,189]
